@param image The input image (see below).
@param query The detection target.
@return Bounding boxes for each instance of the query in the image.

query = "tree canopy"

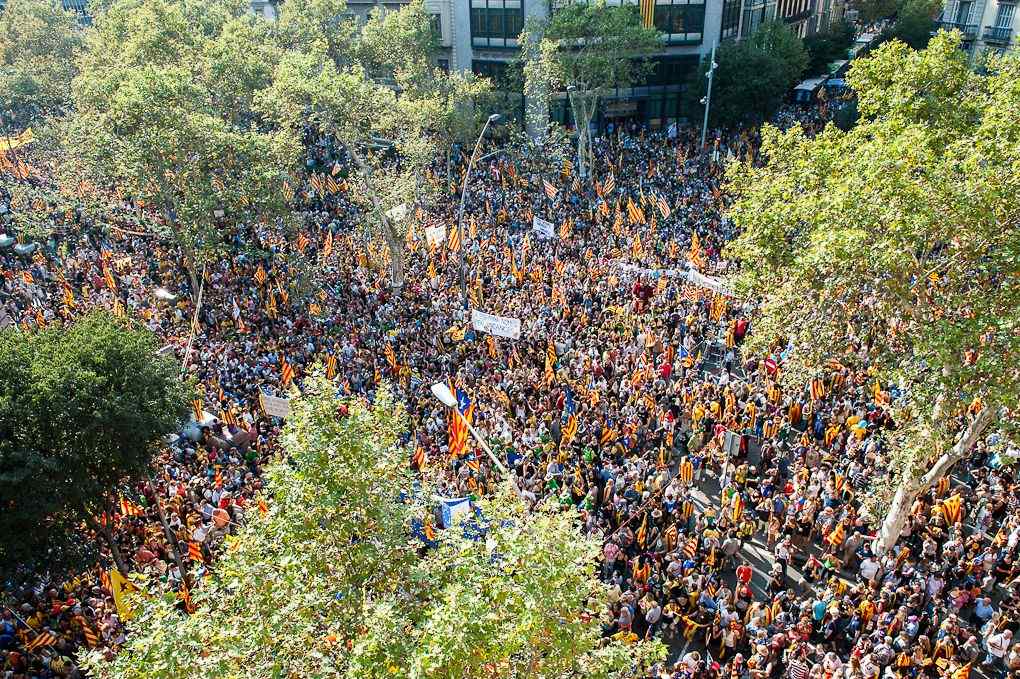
[881,0,941,50]
[724,33,1020,551]
[523,0,662,175]
[0,0,83,129]
[850,0,899,23]
[0,311,190,579]
[62,0,301,295]
[82,375,664,678]
[268,0,490,289]
[688,21,808,129]
[803,20,854,75]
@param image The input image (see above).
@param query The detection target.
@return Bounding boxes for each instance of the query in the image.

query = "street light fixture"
[456,114,503,310]
[429,382,526,499]
[430,382,458,409]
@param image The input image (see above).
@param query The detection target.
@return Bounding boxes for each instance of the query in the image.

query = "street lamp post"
[456,113,502,311]
[430,382,526,500]
[699,41,719,150]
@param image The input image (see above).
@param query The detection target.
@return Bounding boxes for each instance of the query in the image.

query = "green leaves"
[0,311,190,579]
[688,21,808,127]
[725,31,1020,473]
[881,0,941,49]
[64,0,301,273]
[529,0,662,94]
[85,377,662,679]
[0,0,83,128]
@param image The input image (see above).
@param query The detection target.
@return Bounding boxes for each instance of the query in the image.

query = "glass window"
[470,1,524,47]
[654,4,672,31]
[994,3,1014,27]
[720,0,741,39]
[652,0,706,42]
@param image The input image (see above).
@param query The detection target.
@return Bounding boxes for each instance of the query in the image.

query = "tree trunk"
[84,510,129,577]
[179,263,206,374]
[381,227,406,289]
[875,406,995,554]
[342,141,405,291]
[569,94,586,180]
[148,480,191,591]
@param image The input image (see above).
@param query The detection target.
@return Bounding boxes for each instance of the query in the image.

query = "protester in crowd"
[2,105,1015,679]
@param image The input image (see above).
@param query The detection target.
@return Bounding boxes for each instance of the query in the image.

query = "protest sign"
[259,393,290,418]
[425,225,445,248]
[471,309,522,340]
[532,216,555,239]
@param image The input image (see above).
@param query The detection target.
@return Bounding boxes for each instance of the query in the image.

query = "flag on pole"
[109,569,137,620]
[543,179,558,200]
[656,195,671,219]
[561,414,579,447]
[448,411,468,458]
[636,512,648,547]
[559,217,572,240]
[640,0,655,28]
[119,498,145,518]
[603,174,616,195]
[25,631,57,653]
[411,445,426,470]
[827,521,845,546]
[322,231,334,259]
[942,494,963,524]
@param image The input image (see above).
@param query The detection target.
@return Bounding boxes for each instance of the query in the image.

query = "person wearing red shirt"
[736,562,753,585]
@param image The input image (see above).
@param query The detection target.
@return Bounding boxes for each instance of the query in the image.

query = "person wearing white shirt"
[985,628,1012,674]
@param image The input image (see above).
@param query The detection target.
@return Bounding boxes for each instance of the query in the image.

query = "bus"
[792,77,828,105]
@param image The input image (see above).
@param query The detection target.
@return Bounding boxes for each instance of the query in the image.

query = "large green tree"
[63,0,301,298]
[522,0,662,177]
[689,21,807,129]
[725,33,1020,553]
[882,0,941,49]
[82,375,665,678]
[850,0,899,23]
[0,0,83,130]
[0,311,190,578]
[268,0,490,290]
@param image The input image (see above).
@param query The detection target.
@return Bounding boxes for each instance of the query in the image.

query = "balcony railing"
[938,20,979,38]
[983,25,1013,42]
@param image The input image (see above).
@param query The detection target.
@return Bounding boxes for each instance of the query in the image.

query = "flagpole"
[458,409,527,500]
[430,382,525,500]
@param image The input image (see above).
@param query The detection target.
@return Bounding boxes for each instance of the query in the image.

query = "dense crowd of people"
[1,104,1017,679]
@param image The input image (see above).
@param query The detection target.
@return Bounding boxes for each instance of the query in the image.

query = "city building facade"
[938,0,1017,55]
